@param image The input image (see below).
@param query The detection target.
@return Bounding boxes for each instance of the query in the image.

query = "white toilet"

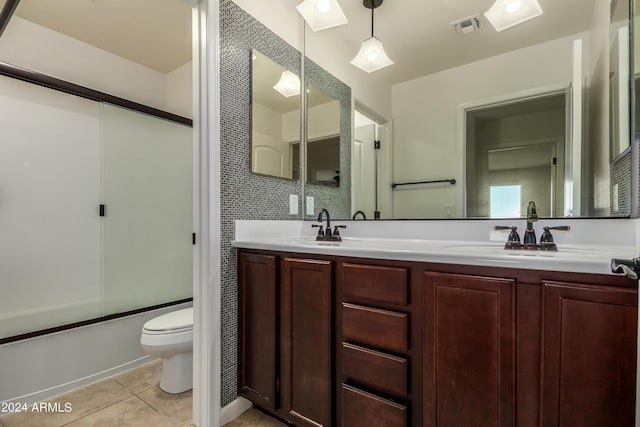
[140,307,193,394]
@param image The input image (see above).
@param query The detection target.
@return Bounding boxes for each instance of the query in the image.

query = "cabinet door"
[281,258,332,427]
[541,281,637,427]
[237,252,277,410]
[423,272,515,427]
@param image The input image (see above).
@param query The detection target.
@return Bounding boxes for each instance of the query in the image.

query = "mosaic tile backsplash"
[219,0,351,406]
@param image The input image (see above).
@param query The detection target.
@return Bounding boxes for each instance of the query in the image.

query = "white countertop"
[231,235,636,276]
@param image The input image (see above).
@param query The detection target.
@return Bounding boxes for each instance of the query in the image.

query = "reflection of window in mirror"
[306,84,340,186]
[250,49,300,179]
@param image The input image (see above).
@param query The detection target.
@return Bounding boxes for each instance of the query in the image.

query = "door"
[281,257,333,427]
[353,123,376,218]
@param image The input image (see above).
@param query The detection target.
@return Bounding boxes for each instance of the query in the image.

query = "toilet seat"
[142,308,193,334]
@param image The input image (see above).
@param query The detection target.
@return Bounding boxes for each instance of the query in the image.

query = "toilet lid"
[143,307,193,332]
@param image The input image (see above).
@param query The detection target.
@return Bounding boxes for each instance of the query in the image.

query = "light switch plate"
[306,196,315,216]
[289,194,298,215]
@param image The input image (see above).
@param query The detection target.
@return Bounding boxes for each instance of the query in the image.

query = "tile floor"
[0,361,284,427]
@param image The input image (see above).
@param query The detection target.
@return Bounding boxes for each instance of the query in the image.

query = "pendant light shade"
[273,71,300,98]
[484,0,543,32]
[296,0,348,32]
[351,0,393,73]
[350,36,393,73]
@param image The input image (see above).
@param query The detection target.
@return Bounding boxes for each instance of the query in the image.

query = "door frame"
[456,84,567,217]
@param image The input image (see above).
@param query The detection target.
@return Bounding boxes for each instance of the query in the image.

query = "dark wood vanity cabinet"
[237,252,333,426]
[281,257,333,427]
[337,262,417,427]
[423,272,515,427]
[540,281,637,427]
[237,249,637,427]
[237,252,277,410]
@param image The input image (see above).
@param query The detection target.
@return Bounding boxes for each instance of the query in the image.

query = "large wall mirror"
[304,0,635,220]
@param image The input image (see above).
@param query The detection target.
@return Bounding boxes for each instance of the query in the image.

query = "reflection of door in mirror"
[251,49,300,179]
[466,93,566,218]
[306,84,340,186]
[352,109,393,219]
[353,123,376,218]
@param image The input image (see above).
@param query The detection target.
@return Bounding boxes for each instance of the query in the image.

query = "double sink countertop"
[231,235,636,276]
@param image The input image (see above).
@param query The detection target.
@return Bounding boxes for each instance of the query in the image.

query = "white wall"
[0,16,192,118]
[392,32,587,219]
[230,0,392,120]
[166,61,194,118]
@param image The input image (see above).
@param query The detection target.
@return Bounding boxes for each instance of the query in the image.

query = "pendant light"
[350,0,393,73]
[484,0,543,32]
[273,71,301,98]
[296,0,348,32]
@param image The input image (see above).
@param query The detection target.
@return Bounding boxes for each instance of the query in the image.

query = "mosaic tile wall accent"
[610,149,631,216]
[303,58,352,220]
[219,0,302,406]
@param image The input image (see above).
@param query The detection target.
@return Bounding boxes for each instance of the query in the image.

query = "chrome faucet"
[523,201,538,248]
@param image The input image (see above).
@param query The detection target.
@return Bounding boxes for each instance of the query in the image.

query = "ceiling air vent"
[451,15,481,35]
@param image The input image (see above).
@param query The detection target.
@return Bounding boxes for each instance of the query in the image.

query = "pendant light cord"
[370,6,374,37]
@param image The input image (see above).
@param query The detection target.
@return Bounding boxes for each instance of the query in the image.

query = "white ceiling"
[330,0,598,84]
[0,0,622,84]
[4,0,192,73]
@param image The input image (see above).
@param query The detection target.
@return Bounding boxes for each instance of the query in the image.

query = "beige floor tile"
[113,360,162,394]
[0,380,132,427]
[223,408,288,427]
[136,386,192,425]
[65,396,173,427]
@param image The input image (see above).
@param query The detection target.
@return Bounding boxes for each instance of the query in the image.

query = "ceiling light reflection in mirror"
[251,50,301,180]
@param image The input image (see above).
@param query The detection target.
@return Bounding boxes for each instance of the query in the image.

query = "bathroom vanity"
[234,237,637,427]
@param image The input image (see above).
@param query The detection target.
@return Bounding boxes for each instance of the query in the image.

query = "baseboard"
[220,396,252,425]
[5,356,152,405]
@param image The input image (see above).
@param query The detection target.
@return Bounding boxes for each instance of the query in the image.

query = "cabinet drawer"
[342,342,408,398]
[343,303,409,352]
[342,263,408,305]
[342,384,407,427]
